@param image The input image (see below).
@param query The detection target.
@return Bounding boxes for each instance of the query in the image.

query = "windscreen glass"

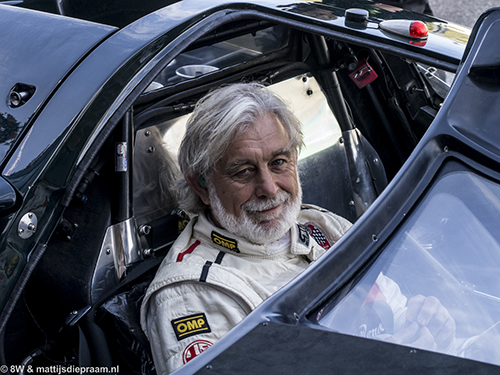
[317,169,500,367]
[146,25,288,89]
[416,63,455,100]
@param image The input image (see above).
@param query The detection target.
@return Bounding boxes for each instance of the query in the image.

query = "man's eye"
[271,159,286,167]
[235,168,252,177]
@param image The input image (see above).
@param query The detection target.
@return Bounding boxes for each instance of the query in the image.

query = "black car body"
[1,0,500,373]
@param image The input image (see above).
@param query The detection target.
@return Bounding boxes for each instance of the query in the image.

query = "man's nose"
[255,168,279,198]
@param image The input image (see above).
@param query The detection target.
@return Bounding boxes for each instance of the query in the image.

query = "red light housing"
[379,19,429,40]
[410,21,428,38]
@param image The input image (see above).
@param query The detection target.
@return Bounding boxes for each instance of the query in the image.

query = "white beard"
[207,178,302,245]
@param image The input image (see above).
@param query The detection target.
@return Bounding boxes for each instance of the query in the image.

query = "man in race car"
[140,83,455,374]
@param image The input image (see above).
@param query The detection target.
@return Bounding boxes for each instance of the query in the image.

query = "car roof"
[0,4,116,166]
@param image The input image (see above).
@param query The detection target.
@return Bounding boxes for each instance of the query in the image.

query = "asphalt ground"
[429,0,499,28]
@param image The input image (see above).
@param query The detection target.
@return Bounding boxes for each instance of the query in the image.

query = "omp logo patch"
[211,231,240,253]
[171,313,211,341]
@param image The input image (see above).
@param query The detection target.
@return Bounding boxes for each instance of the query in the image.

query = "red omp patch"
[182,340,213,364]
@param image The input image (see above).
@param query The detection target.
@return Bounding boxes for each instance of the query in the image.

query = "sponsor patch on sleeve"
[171,313,211,341]
[183,340,213,364]
[211,231,240,253]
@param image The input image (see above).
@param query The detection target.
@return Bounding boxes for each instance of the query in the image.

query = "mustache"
[242,191,291,213]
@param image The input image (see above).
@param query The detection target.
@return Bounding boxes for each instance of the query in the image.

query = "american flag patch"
[306,223,331,250]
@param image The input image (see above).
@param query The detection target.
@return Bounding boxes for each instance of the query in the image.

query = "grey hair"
[176,82,304,214]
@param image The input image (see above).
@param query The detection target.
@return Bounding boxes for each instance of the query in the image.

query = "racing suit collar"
[192,211,314,258]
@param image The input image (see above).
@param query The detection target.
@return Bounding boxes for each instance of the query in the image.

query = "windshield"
[317,167,500,366]
[416,63,455,100]
[144,25,288,89]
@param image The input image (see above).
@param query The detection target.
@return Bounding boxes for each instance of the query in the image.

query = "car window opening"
[96,18,451,345]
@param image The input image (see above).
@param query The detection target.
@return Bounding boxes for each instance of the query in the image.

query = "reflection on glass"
[151,25,288,87]
[417,63,455,99]
[318,170,500,366]
[0,112,21,165]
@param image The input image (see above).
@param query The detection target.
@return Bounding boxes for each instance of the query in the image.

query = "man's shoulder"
[298,204,352,244]
[299,204,351,224]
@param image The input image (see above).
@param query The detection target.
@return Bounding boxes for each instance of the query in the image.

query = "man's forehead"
[224,132,292,162]
[228,146,293,163]
[213,114,293,168]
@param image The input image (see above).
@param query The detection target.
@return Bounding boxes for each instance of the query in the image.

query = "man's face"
[206,114,302,244]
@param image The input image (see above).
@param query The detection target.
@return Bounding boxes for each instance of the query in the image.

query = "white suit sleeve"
[143,281,250,375]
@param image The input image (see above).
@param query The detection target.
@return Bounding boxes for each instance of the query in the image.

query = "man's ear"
[186,174,210,205]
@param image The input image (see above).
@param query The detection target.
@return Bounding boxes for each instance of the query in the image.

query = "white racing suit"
[140,204,351,375]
